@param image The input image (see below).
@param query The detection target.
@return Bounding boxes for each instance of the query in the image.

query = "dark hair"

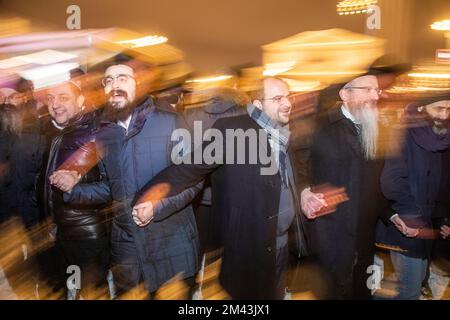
[92,52,152,74]
[16,77,34,94]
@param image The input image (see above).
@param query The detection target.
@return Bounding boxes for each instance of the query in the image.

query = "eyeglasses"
[46,94,72,104]
[101,74,135,87]
[261,94,294,104]
[345,86,382,95]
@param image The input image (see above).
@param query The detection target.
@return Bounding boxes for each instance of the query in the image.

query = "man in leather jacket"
[42,79,110,299]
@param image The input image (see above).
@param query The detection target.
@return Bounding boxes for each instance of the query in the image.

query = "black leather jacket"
[43,111,110,240]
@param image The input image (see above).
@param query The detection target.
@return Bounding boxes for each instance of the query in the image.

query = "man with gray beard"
[299,74,390,299]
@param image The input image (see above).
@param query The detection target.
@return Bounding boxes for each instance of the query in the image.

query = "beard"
[428,117,449,135]
[105,89,135,122]
[0,104,22,135]
[352,102,379,160]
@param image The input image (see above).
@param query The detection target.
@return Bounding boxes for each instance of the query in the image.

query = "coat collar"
[59,111,94,135]
[97,95,177,137]
[327,105,362,158]
[328,105,359,136]
[328,104,347,124]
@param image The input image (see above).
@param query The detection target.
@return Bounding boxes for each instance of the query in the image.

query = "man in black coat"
[6,79,46,229]
[42,79,110,299]
[132,77,308,299]
[299,74,390,299]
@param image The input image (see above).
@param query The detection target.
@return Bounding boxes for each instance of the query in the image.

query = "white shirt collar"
[117,115,132,131]
[341,104,359,124]
[51,119,65,131]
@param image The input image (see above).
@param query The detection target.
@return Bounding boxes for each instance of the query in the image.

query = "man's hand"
[132,201,154,227]
[391,215,419,238]
[49,170,81,193]
[440,225,450,239]
[300,187,327,219]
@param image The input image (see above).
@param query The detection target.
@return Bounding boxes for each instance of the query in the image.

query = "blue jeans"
[390,251,428,300]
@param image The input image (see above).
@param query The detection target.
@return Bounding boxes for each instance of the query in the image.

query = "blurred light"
[387,64,450,94]
[437,50,450,59]
[19,62,80,90]
[185,75,233,84]
[285,79,323,92]
[388,86,450,93]
[431,19,450,31]
[183,75,237,106]
[263,61,296,76]
[116,35,168,48]
[0,50,78,69]
[262,29,385,85]
[408,73,450,79]
[336,0,378,15]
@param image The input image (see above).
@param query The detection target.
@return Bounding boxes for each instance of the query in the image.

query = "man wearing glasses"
[131,77,309,299]
[52,55,201,299]
[299,73,391,299]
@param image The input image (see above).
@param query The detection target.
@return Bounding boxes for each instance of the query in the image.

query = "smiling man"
[46,82,84,128]
[131,77,309,299]
[41,76,111,299]
[299,73,391,299]
[52,54,201,299]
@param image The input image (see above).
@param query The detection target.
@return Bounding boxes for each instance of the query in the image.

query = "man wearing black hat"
[376,94,450,300]
[299,73,390,299]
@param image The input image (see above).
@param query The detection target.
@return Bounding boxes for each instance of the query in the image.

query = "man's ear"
[253,99,263,110]
[77,94,85,110]
[339,88,347,102]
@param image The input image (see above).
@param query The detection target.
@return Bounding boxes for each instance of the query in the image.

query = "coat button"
[266,246,273,253]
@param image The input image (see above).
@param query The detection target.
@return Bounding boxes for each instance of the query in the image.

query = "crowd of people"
[0,51,449,300]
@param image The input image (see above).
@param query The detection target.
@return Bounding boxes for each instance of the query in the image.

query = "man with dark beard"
[299,74,390,299]
[4,79,45,229]
[376,95,450,300]
[51,55,200,299]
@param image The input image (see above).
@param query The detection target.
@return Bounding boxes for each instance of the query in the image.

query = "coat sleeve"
[133,119,226,218]
[151,181,204,221]
[63,159,112,205]
[380,131,418,216]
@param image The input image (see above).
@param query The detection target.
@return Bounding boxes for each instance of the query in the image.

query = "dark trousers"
[57,237,110,299]
[193,204,222,255]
